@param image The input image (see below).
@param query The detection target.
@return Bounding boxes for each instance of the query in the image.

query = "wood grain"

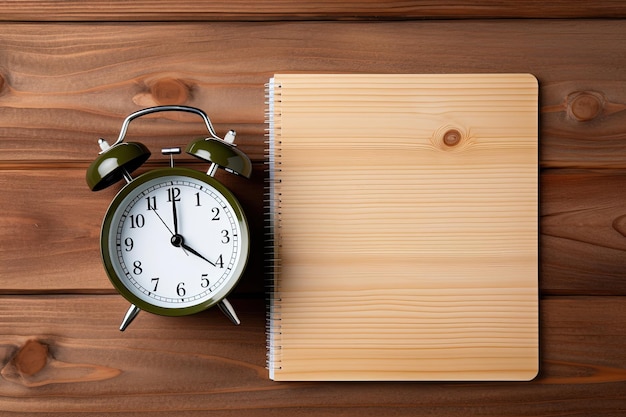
[0,21,625,166]
[0,164,266,295]
[1,1,625,21]
[0,296,624,415]
[267,74,539,381]
[541,169,626,295]
[2,166,626,296]
[0,1,623,414]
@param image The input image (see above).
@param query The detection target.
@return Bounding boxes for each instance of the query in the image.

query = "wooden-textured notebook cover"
[266,74,538,381]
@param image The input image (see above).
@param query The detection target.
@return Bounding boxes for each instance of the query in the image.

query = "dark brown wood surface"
[0,2,625,415]
[1,1,626,21]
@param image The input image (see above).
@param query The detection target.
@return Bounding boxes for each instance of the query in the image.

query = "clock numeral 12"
[167,187,181,202]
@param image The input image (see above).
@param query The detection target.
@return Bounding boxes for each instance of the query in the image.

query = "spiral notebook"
[266,74,539,381]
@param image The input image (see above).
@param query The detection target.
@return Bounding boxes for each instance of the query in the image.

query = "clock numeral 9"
[124,237,134,252]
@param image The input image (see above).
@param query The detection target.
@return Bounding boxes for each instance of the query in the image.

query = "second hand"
[150,208,189,256]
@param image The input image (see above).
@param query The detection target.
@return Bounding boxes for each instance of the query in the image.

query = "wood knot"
[612,214,626,238]
[431,125,470,152]
[13,340,49,376]
[443,129,462,147]
[150,78,190,105]
[567,91,605,122]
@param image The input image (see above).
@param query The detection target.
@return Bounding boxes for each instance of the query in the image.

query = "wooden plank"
[1,166,626,295]
[541,169,626,295]
[0,296,624,415]
[0,164,265,295]
[0,21,624,167]
[1,1,625,21]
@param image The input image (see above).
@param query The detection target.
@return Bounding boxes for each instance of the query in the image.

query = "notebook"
[266,74,538,381]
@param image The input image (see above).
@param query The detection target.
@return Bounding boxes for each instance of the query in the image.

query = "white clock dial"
[101,168,249,315]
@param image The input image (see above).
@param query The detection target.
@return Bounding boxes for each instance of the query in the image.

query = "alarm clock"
[86,106,252,331]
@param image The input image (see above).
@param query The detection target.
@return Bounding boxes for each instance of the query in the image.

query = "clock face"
[101,168,249,316]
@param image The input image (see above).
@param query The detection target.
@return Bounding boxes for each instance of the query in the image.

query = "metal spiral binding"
[265,78,283,374]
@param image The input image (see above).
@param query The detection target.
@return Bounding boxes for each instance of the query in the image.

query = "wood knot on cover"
[431,125,471,152]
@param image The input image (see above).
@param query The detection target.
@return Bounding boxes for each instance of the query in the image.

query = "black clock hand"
[150,204,190,256]
[171,235,216,267]
[152,208,174,236]
[171,191,180,235]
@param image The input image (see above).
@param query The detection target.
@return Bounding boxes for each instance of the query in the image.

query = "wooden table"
[1,2,625,415]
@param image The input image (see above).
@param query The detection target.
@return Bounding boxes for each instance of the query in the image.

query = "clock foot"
[217,298,240,325]
[119,304,141,331]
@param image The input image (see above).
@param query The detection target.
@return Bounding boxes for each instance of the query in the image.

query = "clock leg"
[217,298,241,325]
[119,304,141,331]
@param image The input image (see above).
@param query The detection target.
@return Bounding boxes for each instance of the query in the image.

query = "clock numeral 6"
[177,282,186,297]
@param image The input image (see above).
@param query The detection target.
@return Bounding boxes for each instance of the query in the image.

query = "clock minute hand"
[171,235,217,267]
[171,191,180,235]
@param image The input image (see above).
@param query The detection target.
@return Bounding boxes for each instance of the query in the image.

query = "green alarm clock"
[86,106,251,331]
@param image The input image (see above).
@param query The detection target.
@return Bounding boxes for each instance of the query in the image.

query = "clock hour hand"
[151,209,190,256]
[171,234,216,267]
